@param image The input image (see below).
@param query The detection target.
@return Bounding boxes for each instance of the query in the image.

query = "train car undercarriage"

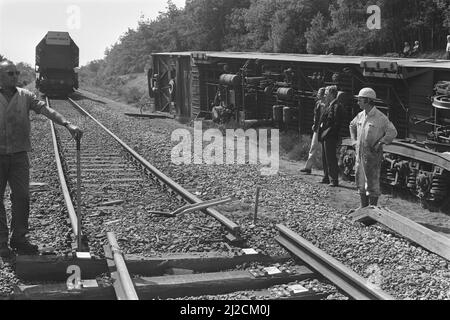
[150,52,450,209]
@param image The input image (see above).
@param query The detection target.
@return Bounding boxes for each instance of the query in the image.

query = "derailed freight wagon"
[148,52,450,208]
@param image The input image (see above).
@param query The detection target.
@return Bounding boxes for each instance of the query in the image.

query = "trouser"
[447,51,450,60]
[0,152,30,244]
[321,138,339,183]
[355,150,382,197]
[304,131,321,170]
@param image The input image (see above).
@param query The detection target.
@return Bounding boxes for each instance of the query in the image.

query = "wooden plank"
[126,253,291,275]
[15,281,116,300]
[15,254,108,281]
[353,207,450,261]
[15,252,291,281]
[16,267,314,300]
[124,113,174,119]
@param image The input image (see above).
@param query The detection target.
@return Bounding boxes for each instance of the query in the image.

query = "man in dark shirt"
[318,86,342,187]
[0,60,83,258]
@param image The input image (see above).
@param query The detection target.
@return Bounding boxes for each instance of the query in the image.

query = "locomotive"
[148,52,450,208]
[35,31,79,98]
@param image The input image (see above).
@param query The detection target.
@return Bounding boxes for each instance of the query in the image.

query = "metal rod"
[76,136,82,250]
[68,98,240,233]
[253,187,260,224]
[149,197,233,217]
[107,232,139,300]
[276,224,394,300]
[49,119,78,237]
[177,197,232,215]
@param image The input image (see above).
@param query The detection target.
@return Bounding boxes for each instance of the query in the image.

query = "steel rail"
[48,97,80,239]
[107,232,139,300]
[276,224,394,300]
[67,98,240,233]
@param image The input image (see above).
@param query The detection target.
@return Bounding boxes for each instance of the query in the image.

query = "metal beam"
[276,224,394,300]
[68,98,240,234]
[48,100,79,239]
[106,232,139,300]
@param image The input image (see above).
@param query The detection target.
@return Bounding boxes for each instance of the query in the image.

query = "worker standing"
[301,87,326,174]
[349,88,397,210]
[0,60,83,258]
[318,86,341,187]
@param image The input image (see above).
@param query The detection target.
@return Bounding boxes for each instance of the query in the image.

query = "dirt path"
[280,158,450,238]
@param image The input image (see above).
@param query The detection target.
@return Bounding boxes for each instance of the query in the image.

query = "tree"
[305,12,329,54]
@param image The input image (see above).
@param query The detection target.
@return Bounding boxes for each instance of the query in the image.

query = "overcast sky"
[0,0,186,66]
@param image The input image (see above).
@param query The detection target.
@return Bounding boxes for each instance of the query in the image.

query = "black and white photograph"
[1,0,450,307]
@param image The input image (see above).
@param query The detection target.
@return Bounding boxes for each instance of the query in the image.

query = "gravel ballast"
[1,91,449,300]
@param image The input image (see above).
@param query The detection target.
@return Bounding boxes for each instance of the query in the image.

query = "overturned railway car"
[148,52,450,208]
[35,31,79,98]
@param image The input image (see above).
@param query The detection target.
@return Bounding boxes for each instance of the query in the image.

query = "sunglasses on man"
[4,71,20,76]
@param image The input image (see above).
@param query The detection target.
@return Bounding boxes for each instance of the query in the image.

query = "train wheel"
[432,95,450,109]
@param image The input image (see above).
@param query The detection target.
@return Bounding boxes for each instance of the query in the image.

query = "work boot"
[300,168,311,174]
[0,243,12,259]
[360,194,369,208]
[320,177,330,184]
[369,196,379,206]
[347,194,369,214]
[10,239,39,255]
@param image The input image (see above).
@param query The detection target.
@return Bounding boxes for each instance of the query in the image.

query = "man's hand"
[66,124,83,140]
[373,141,384,152]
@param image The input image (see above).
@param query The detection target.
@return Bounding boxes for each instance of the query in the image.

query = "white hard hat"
[358,88,376,100]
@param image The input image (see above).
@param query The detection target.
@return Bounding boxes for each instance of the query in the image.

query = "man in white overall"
[349,88,397,209]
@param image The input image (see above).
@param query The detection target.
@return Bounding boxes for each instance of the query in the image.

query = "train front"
[35,31,79,98]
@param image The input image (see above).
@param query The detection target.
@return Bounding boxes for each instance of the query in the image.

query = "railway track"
[15,224,392,300]
[8,96,396,301]
[47,97,239,256]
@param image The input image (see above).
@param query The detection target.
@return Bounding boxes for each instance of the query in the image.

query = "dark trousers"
[0,152,30,244]
[321,138,339,183]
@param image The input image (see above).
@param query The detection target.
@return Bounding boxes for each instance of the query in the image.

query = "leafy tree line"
[82,0,450,77]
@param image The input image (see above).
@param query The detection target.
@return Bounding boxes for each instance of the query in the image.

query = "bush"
[123,86,142,103]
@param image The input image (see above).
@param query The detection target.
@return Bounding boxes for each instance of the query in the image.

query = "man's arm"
[333,102,342,131]
[379,120,398,145]
[38,104,70,126]
[374,119,397,152]
[349,115,358,142]
[29,94,83,139]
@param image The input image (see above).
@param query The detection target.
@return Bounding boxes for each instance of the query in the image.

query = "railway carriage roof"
[153,51,450,70]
